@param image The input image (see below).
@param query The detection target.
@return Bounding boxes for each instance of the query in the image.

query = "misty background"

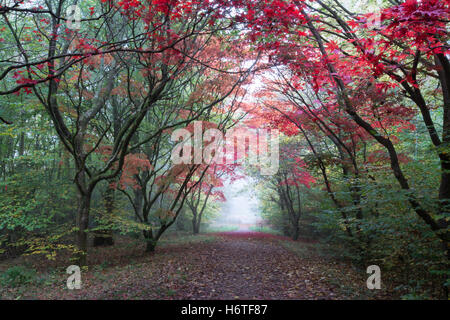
[209,175,263,231]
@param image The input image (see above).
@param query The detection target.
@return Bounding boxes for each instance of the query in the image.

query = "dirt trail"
[6,232,375,299]
[168,234,340,299]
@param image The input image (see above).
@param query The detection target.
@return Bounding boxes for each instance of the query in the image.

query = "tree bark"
[143,230,156,252]
[75,189,91,266]
[192,213,200,234]
[292,219,300,241]
[93,184,115,247]
[193,221,200,235]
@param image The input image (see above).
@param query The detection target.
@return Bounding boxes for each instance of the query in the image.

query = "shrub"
[0,266,37,287]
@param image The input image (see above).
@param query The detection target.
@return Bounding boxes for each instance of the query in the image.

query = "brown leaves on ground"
[0,232,396,300]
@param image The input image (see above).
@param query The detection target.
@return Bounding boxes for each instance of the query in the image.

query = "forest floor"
[0,232,397,299]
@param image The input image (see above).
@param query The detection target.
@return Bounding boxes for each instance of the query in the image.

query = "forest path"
[9,232,379,299]
[161,233,340,299]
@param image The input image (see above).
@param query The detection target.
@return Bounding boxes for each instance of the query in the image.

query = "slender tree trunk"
[292,219,300,241]
[93,184,115,247]
[76,190,91,266]
[193,219,200,235]
[189,202,201,235]
[145,240,156,252]
[191,207,200,235]
[194,187,213,235]
[143,230,156,252]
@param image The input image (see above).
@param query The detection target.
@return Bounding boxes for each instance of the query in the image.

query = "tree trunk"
[143,230,156,252]
[76,190,91,266]
[145,240,156,252]
[438,156,450,262]
[193,221,200,235]
[93,184,115,247]
[192,214,200,234]
[292,221,300,241]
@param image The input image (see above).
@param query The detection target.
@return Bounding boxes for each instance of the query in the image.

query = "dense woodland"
[0,0,449,300]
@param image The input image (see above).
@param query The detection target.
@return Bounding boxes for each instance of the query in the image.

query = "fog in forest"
[210,176,262,230]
